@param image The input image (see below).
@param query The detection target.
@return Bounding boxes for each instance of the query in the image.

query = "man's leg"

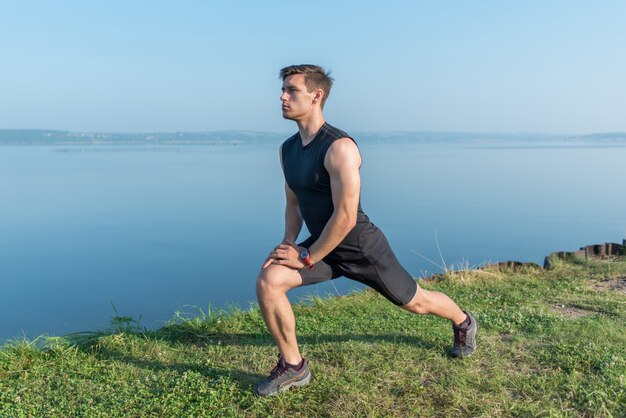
[402,284,478,357]
[401,283,466,325]
[255,264,303,365]
[255,257,336,395]
[334,224,477,357]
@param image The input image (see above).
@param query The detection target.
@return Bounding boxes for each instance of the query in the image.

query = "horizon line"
[2,128,626,137]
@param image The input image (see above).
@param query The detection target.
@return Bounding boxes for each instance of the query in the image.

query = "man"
[254,64,477,397]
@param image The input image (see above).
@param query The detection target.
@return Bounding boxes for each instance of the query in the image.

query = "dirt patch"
[551,304,596,319]
[590,276,626,294]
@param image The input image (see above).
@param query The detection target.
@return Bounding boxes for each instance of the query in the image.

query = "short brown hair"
[279,64,334,108]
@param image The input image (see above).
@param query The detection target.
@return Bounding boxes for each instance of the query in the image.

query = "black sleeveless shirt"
[281,123,371,255]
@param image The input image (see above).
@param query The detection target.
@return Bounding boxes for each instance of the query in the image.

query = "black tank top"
[281,123,370,252]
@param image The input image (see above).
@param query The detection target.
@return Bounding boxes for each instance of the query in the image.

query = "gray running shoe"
[450,312,478,358]
[254,357,311,396]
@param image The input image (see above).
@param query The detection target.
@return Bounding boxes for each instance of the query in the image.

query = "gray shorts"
[298,225,417,306]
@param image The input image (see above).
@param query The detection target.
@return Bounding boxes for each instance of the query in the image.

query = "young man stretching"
[255,64,477,396]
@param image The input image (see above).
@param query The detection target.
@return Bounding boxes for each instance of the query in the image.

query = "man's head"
[279,65,334,109]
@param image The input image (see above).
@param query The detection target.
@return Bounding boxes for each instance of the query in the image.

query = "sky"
[1,1,625,134]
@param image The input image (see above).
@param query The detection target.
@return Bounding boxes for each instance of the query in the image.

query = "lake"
[1,140,625,341]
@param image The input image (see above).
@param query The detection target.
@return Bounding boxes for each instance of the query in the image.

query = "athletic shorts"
[297,224,418,306]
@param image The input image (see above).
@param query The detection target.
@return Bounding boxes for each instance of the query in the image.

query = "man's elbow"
[339,211,357,231]
[347,214,357,230]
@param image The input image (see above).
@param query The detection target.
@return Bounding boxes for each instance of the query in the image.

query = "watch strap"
[300,249,314,270]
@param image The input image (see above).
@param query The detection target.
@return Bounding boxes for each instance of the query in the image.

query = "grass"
[1,256,625,417]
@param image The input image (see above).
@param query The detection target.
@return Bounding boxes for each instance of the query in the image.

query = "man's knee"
[256,266,300,295]
[402,285,430,314]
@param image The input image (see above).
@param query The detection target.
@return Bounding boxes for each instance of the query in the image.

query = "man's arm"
[264,137,361,269]
[262,144,304,269]
[283,182,303,243]
[279,143,303,243]
[307,137,361,264]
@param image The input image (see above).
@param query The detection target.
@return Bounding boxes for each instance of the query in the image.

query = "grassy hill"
[1,256,625,417]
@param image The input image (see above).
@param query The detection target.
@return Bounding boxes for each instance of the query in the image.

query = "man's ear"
[313,88,324,105]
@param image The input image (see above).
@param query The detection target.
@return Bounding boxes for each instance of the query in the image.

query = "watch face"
[300,249,309,259]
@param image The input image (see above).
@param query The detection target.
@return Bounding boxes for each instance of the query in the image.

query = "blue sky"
[1,1,625,134]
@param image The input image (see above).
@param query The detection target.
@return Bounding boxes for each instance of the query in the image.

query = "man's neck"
[296,115,326,146]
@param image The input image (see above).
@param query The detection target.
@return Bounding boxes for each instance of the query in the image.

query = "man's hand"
[262,239,306,270]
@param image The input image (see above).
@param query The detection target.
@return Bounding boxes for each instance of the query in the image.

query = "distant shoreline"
[1,129,626,146]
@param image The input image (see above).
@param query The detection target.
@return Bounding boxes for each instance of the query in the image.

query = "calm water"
[1,141,625,341]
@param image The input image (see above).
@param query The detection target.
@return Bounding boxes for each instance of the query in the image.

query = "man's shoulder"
[327,136,360,157]
[281,132,299,146]
[325,136,362,172]
[324,123,353,142]
[323,124,359,155]
[280,132,300,152]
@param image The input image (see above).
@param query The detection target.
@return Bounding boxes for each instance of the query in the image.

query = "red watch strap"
[301,250,314,270]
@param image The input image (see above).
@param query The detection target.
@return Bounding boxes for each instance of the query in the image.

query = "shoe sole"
[256,370,312,397]
[463,315,478,357]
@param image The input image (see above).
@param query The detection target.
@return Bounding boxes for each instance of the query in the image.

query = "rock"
[481,261,541,271]
[544,240,625,269]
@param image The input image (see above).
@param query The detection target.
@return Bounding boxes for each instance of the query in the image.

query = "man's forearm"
[307,211,355,264]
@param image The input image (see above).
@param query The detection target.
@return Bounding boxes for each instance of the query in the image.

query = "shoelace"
[268,361,288,380]
[454,327,467,345]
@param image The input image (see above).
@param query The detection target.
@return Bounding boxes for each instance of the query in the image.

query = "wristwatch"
[299,248,314,270]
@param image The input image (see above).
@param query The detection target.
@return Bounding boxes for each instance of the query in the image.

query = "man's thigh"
[298,258,338,286]
[337,251,417,306]
[297,237,341,286]
[333,226,418,306]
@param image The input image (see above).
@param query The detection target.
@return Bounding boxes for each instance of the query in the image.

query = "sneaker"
[450,312,478,358]
[254,356,311,396]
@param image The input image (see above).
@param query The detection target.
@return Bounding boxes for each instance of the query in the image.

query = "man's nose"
[280,91,288,101]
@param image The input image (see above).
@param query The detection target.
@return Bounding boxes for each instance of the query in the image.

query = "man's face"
[280,74,317,121]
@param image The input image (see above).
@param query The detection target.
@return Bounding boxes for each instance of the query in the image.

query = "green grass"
[1,257,625,417]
